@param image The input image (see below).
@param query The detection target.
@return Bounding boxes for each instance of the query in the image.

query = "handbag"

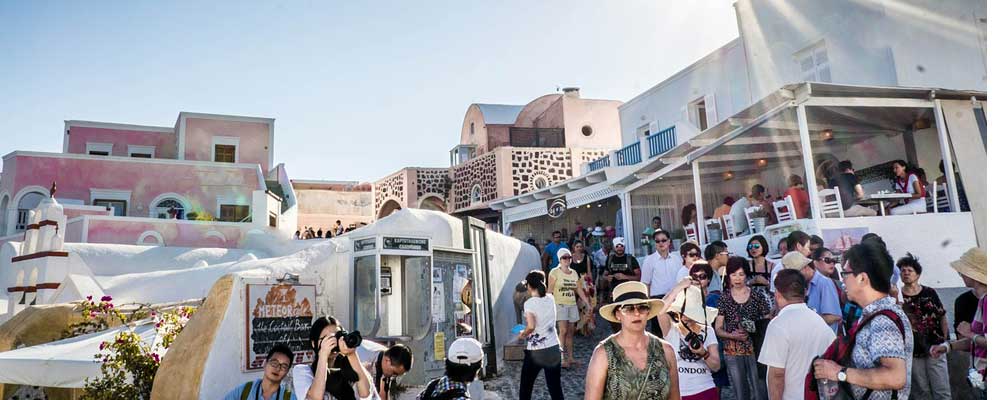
[527,345,562,369]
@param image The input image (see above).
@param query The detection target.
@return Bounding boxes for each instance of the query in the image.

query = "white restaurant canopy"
[0,321,159,388]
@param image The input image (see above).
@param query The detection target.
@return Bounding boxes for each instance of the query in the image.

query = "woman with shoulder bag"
[518,270,564,400]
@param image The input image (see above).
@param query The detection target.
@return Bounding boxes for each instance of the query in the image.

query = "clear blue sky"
[0,1,738,182]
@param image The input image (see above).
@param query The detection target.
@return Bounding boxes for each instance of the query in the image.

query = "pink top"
[972,294,987,374]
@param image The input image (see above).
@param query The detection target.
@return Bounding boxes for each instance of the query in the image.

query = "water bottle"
[817,378,840,400]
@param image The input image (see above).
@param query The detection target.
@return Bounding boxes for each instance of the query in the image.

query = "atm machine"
[348,217,496,386]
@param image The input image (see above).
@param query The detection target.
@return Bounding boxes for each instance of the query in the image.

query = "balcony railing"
[647,126,677,157]
[615,141,642,166]
[587,155,611,172]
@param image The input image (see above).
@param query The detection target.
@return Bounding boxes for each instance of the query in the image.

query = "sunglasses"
[560,255,572,260]
[842,269,858,276]
[818,257,837,264]
[747,243,762,250]
[686,251,700,258]
[617,304,651,314]
[691,273,708,281]
[654,239,670,244]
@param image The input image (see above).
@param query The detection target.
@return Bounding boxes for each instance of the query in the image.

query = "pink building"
[374,88,623,224]
[0,113,297,248]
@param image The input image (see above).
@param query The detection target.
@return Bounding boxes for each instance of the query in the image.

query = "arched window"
[16,192,46,231]
[154,199,185,219]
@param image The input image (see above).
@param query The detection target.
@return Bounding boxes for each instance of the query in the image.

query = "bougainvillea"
[69,296,196,400]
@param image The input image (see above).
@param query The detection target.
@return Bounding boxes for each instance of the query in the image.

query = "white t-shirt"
[523,294,560,351]
[291,362,375,400]
[640,251,683,296]
[758,303,837,400]
[665,325,719,396]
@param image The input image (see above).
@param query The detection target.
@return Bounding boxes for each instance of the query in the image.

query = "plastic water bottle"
[817,379,840,400]
[511,324,526,335]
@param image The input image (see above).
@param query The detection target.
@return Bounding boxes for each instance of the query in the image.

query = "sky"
[0,1,739,182]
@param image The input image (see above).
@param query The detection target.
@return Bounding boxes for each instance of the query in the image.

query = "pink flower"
[99,341,106,350]
[89,311,97,318]
[100,295,112,302]
[86,295,93,301]
[151,353,160,362]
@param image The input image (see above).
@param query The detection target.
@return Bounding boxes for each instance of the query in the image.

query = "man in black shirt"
[831,160,877,217]
[603,237,640,332]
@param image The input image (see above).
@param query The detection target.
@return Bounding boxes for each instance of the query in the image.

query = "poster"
[453,265,474,337]
[433,331,447,361]
[245,284,316,371]
[822,227,870,255]
[432,269,445,323]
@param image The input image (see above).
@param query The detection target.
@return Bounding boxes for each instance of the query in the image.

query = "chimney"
[562,87,580,98]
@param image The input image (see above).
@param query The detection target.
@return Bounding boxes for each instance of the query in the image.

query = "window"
[509,127,565,148]
[219,204,250,222]
[86,142,113,156]
[154,199,184,219]
[470,122,475,136]
[691,98,709,131]
[796,40,831,83]
[470,185,482,204]
[581,125,594,136]
[214,145,236,163]
[94,199,127,216]
[15,191,46,231]
[128,145,155,158]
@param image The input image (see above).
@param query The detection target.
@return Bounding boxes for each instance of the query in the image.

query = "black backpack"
[417,377,468,400]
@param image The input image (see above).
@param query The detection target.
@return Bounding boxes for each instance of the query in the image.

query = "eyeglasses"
[691,273,708,281]
[618,304,651,314]
[842,269,858,276]
[654,239,670,244]
[267,359,291,371]
[718,252,730,257]
[686,252,700,258]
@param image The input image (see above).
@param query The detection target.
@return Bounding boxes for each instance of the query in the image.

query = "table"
[858,193,913,215]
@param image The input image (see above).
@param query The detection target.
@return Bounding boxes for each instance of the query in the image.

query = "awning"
[0,321,160,388]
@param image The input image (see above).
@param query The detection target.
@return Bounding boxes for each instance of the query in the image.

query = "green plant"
[191,211,215,221]
[72,296,196,400]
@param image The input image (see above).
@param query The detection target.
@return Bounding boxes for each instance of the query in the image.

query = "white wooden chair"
[704,218,722,244]
[818,187,845,218]
[722,214,736,239]
[928,181,951,213]
[683,223,697,242]
[744,205,763,234]
[773,195,797,223]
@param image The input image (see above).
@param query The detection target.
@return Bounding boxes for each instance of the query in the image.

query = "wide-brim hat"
[592,226,605,236]
[951,247,986,285]
[666,286,719,326]
[598,281,666,323]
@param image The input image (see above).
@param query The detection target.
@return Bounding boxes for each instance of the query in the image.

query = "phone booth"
[348,217,497,386]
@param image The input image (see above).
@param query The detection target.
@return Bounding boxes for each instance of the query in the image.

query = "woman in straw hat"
[930,247,987,397]
[584,281,680,400]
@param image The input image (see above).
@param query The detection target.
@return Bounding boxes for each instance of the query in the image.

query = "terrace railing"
[647,126,677,157]
[587,155,611,172]
[615,141,642,166]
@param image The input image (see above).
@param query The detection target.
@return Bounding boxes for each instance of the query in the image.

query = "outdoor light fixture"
[723,171,734,181]
[277,273,300,285]
[756,159,768,168]
[821,129,834,141]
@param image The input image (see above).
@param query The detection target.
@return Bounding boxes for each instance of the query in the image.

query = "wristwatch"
[837,367,848,382]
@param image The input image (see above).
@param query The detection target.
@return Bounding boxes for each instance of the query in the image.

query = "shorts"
[555,304,580,323]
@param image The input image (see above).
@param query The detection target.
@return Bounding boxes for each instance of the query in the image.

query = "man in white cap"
[782,251,842,332]
[417,338,484,400]
[603,237,640,330]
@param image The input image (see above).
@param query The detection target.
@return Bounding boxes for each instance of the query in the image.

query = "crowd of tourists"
[295,221,362,240]
[523,226,987,400]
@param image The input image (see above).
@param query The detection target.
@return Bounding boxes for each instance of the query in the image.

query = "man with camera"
[292,316,374,400]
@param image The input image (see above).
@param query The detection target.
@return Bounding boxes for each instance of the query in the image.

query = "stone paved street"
[484,317,736,399]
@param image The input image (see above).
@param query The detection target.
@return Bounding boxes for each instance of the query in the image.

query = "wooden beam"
[696,150,801,163]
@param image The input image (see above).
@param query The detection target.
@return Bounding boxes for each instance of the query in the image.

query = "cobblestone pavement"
[484,317,735,399]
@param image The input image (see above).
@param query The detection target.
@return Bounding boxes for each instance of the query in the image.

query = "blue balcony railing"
[615,141,642,166]
[588,155,611,172]
[647,126,677,157]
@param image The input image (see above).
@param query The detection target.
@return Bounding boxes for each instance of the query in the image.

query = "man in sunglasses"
[781,252,842,332]
[641,229,683,338]
[224,344,297,400]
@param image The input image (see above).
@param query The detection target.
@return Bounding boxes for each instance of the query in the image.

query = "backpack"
[417,377,469,400]
[804,309,905,400]
[240,380,292,400]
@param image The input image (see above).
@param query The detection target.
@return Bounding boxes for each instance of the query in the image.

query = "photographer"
[662,280,722,400]
[292,316,374,400]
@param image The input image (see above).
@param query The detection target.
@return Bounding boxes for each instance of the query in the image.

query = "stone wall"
[373,170,405,215]
[451,152,498,211]
[415,169,450,203]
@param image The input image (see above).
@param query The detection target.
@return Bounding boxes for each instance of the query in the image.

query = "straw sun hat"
[951,247,986,285]
[666,286,719,326]
[598,281,666,323]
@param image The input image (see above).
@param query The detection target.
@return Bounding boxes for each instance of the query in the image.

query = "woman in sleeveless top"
[584,281,679,400]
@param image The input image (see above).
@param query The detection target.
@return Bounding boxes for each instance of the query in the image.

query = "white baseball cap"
[448,337,484,365]
[613,237,626,247]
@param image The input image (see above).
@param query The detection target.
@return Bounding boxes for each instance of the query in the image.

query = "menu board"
[244,284,316,371]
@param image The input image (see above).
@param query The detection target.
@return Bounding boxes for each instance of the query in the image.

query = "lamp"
[821,129,834,141]
[723,171,735,181]
[756,159,768,168]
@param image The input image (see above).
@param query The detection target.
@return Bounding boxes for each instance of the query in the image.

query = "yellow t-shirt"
[550,267,581,306]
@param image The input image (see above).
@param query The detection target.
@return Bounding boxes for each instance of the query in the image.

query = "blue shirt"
[806,272,843,332]
[223,379,297,400]
[543,242,569,269]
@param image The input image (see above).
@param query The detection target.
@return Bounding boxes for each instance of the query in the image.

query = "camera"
[740,320,756,334]
[333,330,363,352]
[683,331,705,351]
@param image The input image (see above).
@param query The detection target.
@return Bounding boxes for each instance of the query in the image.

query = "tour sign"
[383,237,429,251]
[354,238,376,252]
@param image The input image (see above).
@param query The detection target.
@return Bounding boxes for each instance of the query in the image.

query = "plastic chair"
[818,187,845,218]
[773,195,797,223]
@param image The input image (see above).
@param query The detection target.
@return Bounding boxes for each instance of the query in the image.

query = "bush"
[70,296,196,400]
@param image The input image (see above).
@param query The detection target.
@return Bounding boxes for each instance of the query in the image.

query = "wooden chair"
[818,187,845,218]
[722,214,736,239]
[744,205,763,234]
[684,223,697,242]
[704,218,722,244]
[930,181,951,213]
[773,195,797,223]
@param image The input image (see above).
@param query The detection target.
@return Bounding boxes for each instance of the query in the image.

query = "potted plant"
[748,208,770,233]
